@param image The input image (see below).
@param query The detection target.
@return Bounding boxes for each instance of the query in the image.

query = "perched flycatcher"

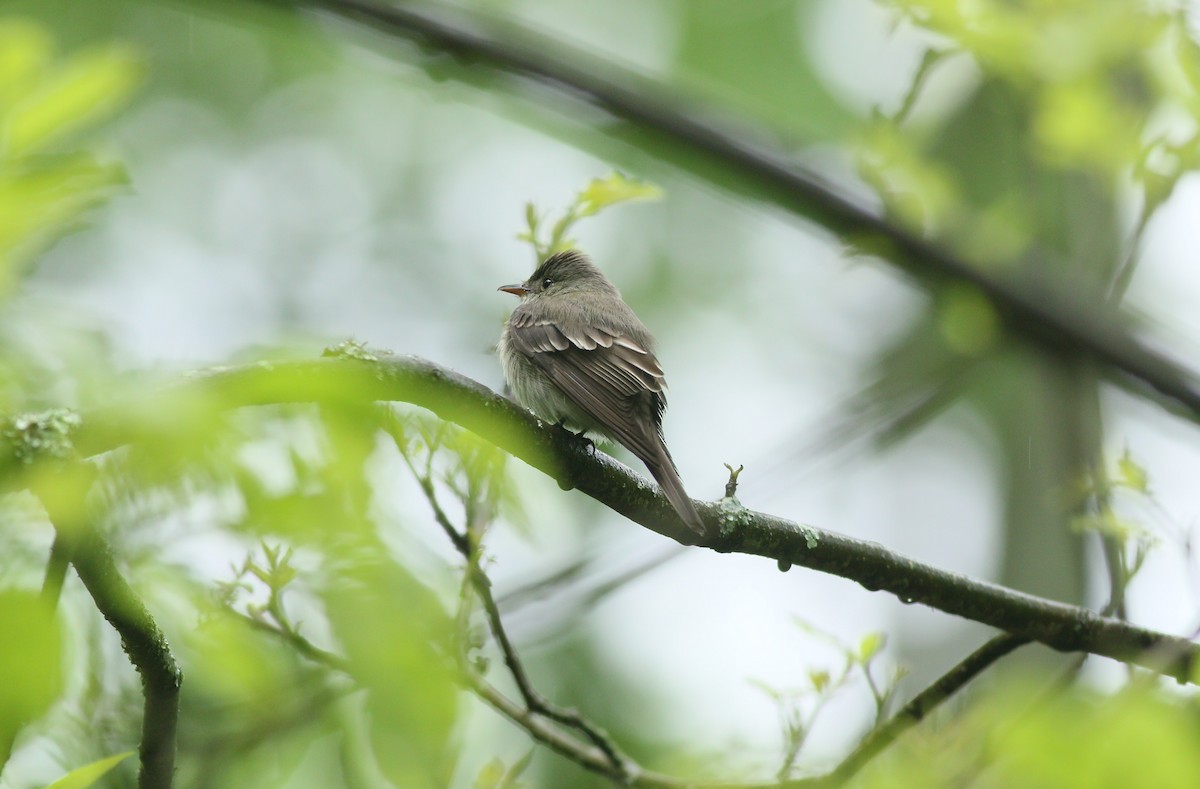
[498,249,707,540]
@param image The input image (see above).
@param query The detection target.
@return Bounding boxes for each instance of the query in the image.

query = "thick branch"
[61,355,1200,682]
[32,471,181,789]
[49,528,181,788]
[73,532,181,789]
[278,0,1200,423]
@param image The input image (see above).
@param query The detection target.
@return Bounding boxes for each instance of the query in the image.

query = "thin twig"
[240,614,352,672]
[398,430,636,779]
[258,609,809,789]
[40,529,70,608]
[387,410,473,556]
[813,633,1028,786]
[468,561,632,777]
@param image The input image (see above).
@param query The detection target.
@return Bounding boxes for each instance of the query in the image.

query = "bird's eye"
[541,278,553,289]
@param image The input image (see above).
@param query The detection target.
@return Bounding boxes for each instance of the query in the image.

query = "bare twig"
[813,633,1028,787]
[257,607,762,789]
[396,430,636,779]
[40,529,70,608]
[468,666,835,788]
[496,544,686,620]
[468,560,632,777]
[240,613,352,673]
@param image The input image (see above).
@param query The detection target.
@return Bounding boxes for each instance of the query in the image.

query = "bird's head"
[498,249,618,301]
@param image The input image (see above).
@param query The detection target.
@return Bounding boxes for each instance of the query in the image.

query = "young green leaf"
[6,45,143,157]
[44,751,135,789]
[575,172,663,217]
[0,591,62,745]
[857,632,887,664]
[1117,449,1149,494]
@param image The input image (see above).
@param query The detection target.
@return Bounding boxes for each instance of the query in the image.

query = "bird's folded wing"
[508,313,667,461]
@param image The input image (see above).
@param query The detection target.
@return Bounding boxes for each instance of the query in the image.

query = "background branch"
[280,0,1200,425]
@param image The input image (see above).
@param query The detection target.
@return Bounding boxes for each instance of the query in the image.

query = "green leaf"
[575,172,663,217]
[857,632,887,664]
[0,590,62,745]
[1117,449,1149,494]
[44,751,136,789]
[184,613,301,718]
[0,22,140,295]
[0,20,55,114]
[1070,506,1154,543]
[987,687,1200,788]
[474,758,507,789]
[324,557,458,789]
[5,44,143,158]
[0,153,128,289]
[937,284,999,357]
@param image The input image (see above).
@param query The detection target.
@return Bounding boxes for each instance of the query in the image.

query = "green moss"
[322,339,378,362]
[716,495,753,536]
[3,408,82,464]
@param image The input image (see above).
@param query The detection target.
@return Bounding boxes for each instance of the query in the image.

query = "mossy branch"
[20,353,1196,684]
[33,472,181,789]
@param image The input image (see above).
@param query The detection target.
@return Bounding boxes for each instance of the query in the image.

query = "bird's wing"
[508,309,667,461]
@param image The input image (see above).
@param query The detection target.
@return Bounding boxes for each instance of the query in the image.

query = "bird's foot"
[553,419,596,454]
[575,431,596,454]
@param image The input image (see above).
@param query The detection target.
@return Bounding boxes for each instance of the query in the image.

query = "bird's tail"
[643,439,708,542]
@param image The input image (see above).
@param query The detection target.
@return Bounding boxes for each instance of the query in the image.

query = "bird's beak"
[498,283,531,296]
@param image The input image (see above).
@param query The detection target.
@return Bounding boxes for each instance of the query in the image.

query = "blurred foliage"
[856,684,1200,789]
[755,621,902,780]
[0,2,1198,789]
[0,591,61,761]
[673,0,855,141]
[0,19,139,296]
[847,0,1200,630]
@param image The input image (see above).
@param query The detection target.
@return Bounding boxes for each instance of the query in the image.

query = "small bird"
[498,249,707,541]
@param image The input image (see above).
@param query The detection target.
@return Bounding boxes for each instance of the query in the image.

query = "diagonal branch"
[35,482,182,789]
[277,0,1200,424]
[468,560,633,777]
[71,534,182,789]
[54,355,1199,683]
